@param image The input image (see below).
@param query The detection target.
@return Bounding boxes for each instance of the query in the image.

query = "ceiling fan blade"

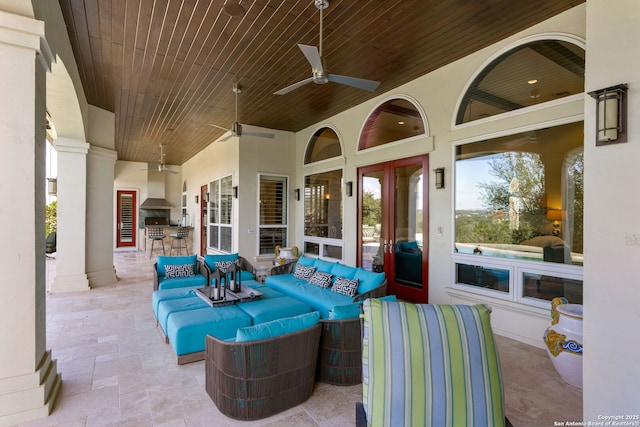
[243,131,275,139]
[274,77,314,95]
[208,123,230,132]
[161,168,179,174]
[327,74,380,92]
[298,44,323,71]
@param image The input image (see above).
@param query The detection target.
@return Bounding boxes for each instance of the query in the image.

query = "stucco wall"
[583,0,640,419]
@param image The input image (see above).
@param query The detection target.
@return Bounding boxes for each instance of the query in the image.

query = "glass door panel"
[394,163,425,290]
[359,169,385,273]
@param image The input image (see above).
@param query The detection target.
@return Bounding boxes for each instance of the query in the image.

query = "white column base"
[49,273,90,293]
[87,266,118,287]
[0,351,61,426]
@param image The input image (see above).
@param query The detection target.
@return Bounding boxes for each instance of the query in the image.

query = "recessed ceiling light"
[223,1,246,17]
[398,121,405,125]
[528,79,538,85]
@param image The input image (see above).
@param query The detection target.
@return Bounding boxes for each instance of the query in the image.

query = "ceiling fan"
[274,0,381,95]
[143,144,178,174]
[208,84,275,141]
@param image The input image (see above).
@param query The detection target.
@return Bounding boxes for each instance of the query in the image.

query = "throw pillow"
[293,264,316,280]
[164,264,195,278]
[215,260,237,274]
[308,271,333,288]
[332,276,359,297]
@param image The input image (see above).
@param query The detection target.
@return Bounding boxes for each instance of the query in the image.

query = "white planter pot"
[543,297,583,388]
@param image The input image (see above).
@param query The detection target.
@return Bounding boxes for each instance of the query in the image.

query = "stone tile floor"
[17,250,581,426]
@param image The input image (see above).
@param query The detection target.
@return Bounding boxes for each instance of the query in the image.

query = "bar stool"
[148,227,166,258]
[170,226,189,255]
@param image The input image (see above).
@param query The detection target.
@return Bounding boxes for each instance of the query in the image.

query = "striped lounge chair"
[357,298,512,427]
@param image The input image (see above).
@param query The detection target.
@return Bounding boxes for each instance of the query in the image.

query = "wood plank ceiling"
[57,0,583,165]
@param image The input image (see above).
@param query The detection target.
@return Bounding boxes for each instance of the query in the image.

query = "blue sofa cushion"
[353,268,386,295]
[235,311,320,343]
[167,305,252,355]
[204,253,238,270]
[314,258,335,274]
[265,274,353,318]
[329,295,397,320]
[152,287,199,319]
[332,276,359,297]
[296,255,316,267]
[164,263,194,278]
[293,264,315,280]
[308,271,333,288]
[236,296,314,326]
[157,255,198,277]
[158,274,207,290]
[330,263,358,282]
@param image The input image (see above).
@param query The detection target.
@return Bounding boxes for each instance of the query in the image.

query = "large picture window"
[304,169,343,259]
[258,174,288,255]
[454,121,583,305]
[208,175,233,252]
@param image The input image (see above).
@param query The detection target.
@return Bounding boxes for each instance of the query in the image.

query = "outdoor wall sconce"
[194,195,199,204]
[233,186,238,199]
[203,192,210,203]
[547,209,567,236]
[345,181,353,197]
[588,83,628,146]
[47,177,57,196]
[295,188,300,201]
[434,168,445,189]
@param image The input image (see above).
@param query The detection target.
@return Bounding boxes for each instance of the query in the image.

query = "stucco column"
[50,137,90,292]
[0,10,61,426]
[86,145,118,286]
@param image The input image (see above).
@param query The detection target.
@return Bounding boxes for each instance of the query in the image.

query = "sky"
[455,156,500,210]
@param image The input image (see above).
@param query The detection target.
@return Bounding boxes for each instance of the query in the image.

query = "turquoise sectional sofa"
[265,255,387,319]
[151,253,388,378]
[265,256,388,385]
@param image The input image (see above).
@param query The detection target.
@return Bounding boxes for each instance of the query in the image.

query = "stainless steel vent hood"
[140,197,172,209]
[140,170,172,209]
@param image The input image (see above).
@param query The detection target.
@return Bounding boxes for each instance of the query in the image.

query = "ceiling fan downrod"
[315,0,328,57]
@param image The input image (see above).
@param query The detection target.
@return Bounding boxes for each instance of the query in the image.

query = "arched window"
[456,39,585,124]
[358,97,426,150]
[304,127,342,164]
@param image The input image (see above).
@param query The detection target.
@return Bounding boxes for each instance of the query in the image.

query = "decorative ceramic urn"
[543,297,583,388]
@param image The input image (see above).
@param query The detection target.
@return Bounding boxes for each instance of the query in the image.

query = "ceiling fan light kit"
[274,0,380,95]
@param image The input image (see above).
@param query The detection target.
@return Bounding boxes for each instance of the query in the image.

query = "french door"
[358,155,429,302]
[116,190,136,248]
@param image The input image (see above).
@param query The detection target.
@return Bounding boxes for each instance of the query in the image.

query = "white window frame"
[302,167,344,261]
[450,118,584,309]
[208,174,233,253]
[257,173,289,256]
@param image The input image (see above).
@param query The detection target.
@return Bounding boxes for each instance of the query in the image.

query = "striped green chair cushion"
[361,299,506,427]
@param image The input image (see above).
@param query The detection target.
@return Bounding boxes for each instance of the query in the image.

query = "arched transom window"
[359,98,426,150]
[456,39,585,124]
[305,127,342,164]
